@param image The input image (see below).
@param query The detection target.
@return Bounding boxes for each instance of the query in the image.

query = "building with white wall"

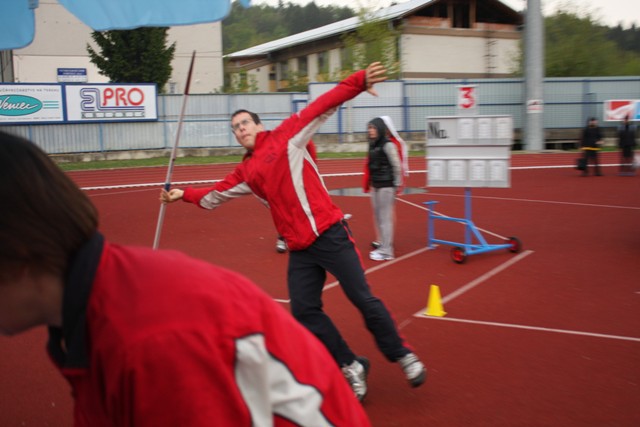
[226,0,522,92]
[6,0,224,94]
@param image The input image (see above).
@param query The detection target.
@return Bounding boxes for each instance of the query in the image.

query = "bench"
[544,140,578,150]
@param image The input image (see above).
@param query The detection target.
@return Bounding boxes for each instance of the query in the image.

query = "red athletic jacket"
[48,234,370,426]
[182,71,368,251]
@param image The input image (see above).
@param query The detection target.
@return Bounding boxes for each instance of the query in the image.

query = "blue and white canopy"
[1,0,251,50]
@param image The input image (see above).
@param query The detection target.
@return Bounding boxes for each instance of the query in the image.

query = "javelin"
[153,50,196,250]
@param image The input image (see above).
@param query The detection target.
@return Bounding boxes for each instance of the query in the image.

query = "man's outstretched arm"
[280,62,388,147]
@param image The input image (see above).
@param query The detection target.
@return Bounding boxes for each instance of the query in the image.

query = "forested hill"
[222,1,640,76]
[607,24,640,55]
[222,1,355,54]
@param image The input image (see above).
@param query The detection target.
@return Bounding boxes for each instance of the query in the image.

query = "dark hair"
[0,131,98,282]
[367,117,388,141]
[231,109,261,125]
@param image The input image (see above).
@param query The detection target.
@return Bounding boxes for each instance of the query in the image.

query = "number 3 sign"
[457,85,477,114]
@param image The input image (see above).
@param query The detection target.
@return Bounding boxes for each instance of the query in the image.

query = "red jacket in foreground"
[48,235,370,426]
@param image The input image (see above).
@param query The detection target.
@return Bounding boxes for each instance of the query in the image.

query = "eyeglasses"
[231,118,254,132]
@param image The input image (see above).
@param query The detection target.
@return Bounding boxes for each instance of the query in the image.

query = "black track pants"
[287,221,410,366]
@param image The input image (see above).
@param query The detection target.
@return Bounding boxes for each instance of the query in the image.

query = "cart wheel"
[506,236,522,253]
[451,246,467,264]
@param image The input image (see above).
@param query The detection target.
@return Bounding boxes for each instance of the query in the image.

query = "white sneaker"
[398,353,426,388]
[275,238,287,253]
[369,250,394,261]
[342,356,370,402]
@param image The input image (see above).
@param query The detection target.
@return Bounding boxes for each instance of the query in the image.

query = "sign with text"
[64,84,158,122]
[457,85,477,115]
[604,100,640,121]
[426,115,513,188]
[0,84,64,124]
[57,68,87,83]
[526,99,544,114]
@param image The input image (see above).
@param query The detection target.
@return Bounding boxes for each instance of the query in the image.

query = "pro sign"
[64,84,158,122]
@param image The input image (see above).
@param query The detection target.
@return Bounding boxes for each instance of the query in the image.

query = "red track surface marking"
[65,151,623,190]
[435,249,534,305]
[2,152,639,426]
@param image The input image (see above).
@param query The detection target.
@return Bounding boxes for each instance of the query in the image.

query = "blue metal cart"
[425,187,521,264]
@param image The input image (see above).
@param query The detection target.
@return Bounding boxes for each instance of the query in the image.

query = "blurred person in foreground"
[0,130,371,427]
[161,63,426,402]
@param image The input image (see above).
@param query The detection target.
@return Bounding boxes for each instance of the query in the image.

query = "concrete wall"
[12,0,223,93]
[401,34,519,78]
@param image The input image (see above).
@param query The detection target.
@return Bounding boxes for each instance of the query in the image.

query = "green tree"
[283,70,309,92]
[545,11,621,76]
[223,3,288,54]
[511,7,640,77]
[222,0,354,55]
[340,10,401,79]
[87,28,176,92]
[607,24,640,55]
[223,69,259,93]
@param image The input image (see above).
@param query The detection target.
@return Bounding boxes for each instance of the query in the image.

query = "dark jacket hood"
[368,117,388,144]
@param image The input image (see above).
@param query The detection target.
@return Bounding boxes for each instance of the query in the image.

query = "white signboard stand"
[425,114,521,263]
[426,115,512,188]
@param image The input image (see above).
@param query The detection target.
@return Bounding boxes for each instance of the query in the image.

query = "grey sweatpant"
[370,186,396,257]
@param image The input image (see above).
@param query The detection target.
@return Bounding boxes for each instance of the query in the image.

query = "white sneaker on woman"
[369,250,394,261]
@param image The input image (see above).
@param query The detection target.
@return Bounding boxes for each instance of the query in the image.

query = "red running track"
[63,151,621,189]
[1,151,639,426]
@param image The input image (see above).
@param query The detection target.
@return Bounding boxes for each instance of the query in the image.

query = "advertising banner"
[64,84,158,122]
[604,100,640,121]
[0,84,64,124]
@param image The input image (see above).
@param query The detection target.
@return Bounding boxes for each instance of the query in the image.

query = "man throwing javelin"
[161,62,427,401]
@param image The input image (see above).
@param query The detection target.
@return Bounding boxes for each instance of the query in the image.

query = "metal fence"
[2,76,638,154]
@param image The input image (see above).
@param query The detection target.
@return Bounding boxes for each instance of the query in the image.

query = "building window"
[279,61,289,81]
[453,2,471,28]
[341,46,354,71]
[298,56,308,77]
[278,61,290,90]
[317,51,328,74]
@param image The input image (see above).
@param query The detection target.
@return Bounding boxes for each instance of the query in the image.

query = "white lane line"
[275,246,435,304]
[398,198,508,240]
[407,250,640,344]
[401,250,533,329]
[81,179,220,191]
[323,246,434,292]
[412,316,640,343]
[441,250,533,304]
[425,193,640,211]
[278,197,531,305]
